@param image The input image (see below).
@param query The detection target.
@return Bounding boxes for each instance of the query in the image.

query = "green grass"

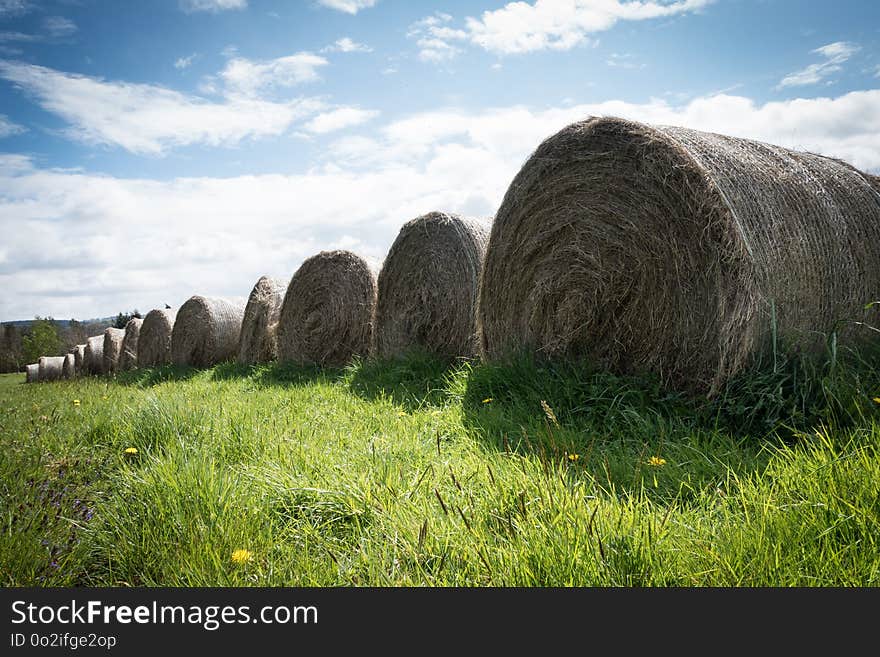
[1,350,879,586]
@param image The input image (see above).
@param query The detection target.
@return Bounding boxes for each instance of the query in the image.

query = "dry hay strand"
[119,318,143,372]
[478,116,880,394]
[103,327,126,376]
[62,353,76,379]
[137,308,176,367]
[39,356,65,382]
[277,250,377,367]
[84,335,104,376]
[238,275,286,364]
[25,363,39,383]
[171,295,247,367]
[374,211,491,360]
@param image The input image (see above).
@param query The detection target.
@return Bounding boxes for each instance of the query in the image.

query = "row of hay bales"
[23,117,880,393]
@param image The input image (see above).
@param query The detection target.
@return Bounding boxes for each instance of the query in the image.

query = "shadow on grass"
[254,360,342,389]
[115,364,202,387]
[346,351,467,411]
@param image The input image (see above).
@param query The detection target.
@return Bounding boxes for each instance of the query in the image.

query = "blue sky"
[1,0,879,321]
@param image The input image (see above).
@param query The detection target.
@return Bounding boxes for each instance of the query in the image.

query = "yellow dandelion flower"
[72,399,81,406]
[231,549,253,565]
[482,398,493,404]
[102,395,108,400]
[567,453,579,462]
[124,447,138,455]
[397,410,407,417]
[540,400,558,426]
[647,456,666,467]
[873,397,880,404]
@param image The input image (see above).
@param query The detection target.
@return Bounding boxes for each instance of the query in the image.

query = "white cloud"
[606,52,642,69]
[778,41,860,88]
[3,87,880,320]
[0,30,37,43]
[316,0,377,14]
[0,61,325,155]
[408,0,711,60]
[0,1,30,17]
[220,52,327,97]
[303,107,379,134]
[407,13,468,62]
[180,0,247,13]
[43,16,77,37]
[322,37,372,53]
[0,113,25,137]
[174,53,197,69]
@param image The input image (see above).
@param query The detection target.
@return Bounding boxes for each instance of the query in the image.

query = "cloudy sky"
[1,0,878,321]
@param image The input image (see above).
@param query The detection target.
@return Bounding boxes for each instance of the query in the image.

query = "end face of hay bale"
[277,250,377,367]
[238,275,286,365]
[84,335,104,376]
[478,116,880,393]
[38,355,65,382]
[73,344,86,376]
[103,327,126,376]
[25,363,39,383]
[374,211,491,360]
[138,308,176,368]
[119,317,143,372]
[171,295,247,367]
[62,353,76,379]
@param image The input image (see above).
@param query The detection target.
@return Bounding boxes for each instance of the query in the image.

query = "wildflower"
[482,398,493,404]
[40,415,48,422]
[231,549,253,565]
[540,400,558,426]
[124,447,138,455]
[397,410,407,417]
[567,453,579,462]
[646,456,666,467]
[72,399,81,406]
[102,395,108,400]
[873,397,880,404]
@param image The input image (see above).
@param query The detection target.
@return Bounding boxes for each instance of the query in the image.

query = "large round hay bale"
[277,250,378,367]
[84,335,104,376]
[73,344,86,376]
[478,116,880,394]
[238,275,286,364]
[62,353,76,379]
[137,308,176,367]
[171,295,247,367]
[102,327,126,375]
[25,363,39,383]
[38,355,65,382]
[374,212,491,360]
[119,317,143,372]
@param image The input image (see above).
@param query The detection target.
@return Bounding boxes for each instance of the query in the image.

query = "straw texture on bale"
[73,344,86,377]
[84,335,104,376]
[171,295,247,367]
[62,353,76,379]
[25,363,39,383]
[238,276,286,364]
[39,355,65,382]
[478,116,880,394]
[119,317,143,372]
[374,212,491,360]
[277,250,378,367]
[102,327,126,375]
[137,308,175,368]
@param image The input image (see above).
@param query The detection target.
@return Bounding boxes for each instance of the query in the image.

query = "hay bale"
[25,363,39,383]
[119,317,143,372]
[138,308,176,367]
[238,275,286,364]
[171,295,247,367]
[84,335,104,376]
[374,211,491,360]
[277,250,377,367]
[103,327,126,375]
[62,353,76,379]
[73,344,86,377]
[38,355,65,382]
[478,116,880,394]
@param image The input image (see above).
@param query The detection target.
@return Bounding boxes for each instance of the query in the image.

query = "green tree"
[114,310,142,329]
[22,317,62,364]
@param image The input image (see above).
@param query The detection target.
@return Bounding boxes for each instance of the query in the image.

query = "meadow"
[2,348,879,587]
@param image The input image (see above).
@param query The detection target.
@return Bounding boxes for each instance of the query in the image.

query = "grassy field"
[1,350,879,586]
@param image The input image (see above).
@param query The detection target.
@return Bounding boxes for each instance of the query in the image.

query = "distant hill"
[3,317,116,328]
